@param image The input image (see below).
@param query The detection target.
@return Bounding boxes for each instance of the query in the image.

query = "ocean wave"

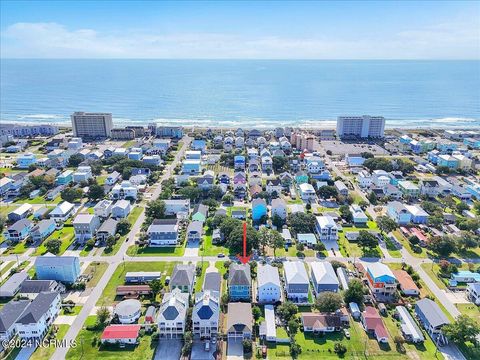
[18,114,65,120]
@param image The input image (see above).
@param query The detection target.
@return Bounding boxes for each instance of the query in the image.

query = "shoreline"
[1,118,480,131]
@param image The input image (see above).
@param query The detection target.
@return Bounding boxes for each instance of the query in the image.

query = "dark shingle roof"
[0,300,29,332]
[171,264,195,287]
[228,263,251,286]
[16,292,59,325]
[203,272,221,292]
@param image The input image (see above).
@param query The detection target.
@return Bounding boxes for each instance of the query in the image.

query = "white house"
[283,261,310,303]
[164,199,190,216]
[350,204,368,225]
[112,200,132,219]
[94,199,113,218]
[15,292,61,339]
[357,170,372,188]
[111,180,138,200]
[257,264,282,303]
[105,171,120,185]
[72,214,101,243]
[271,198,287,220]
[299,183,316,201]
[192,290,220,339]
[49,201,75,223]
[315,216,338,241]
[157,288,189,338]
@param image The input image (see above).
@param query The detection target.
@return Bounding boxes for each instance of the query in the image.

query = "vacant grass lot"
[97,261,177,306]
[126,244,185,257]
[30,324,69,360]
[33,225,75,256]
[200,234,230,256]
[66,316,156,360]
[83,261,109,288]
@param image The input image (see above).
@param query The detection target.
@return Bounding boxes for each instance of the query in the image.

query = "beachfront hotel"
[71,112,113,138]
[336,115,385,138]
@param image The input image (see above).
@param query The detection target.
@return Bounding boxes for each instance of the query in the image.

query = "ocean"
[1,59,479,129]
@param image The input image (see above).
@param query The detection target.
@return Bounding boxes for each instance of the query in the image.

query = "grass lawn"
[33,225,75,256]
[3,240,30,255]
[215,261,228,295]
[194,261,208,293]
[393,230,429,259]
[0,205,17,217]
[384,235,402,258]
[0,261,15,277]
[420,263,450,290]
[30,324,69,360]
[122,140,137,148]
[14,195,62,205]
[83,261,109,288]
[102,206,143,256]
[338,231,381,258]
[126,244,185,257]
[61,305,83,316]
[97,261,177,306]
[3,346,22,360]
[200,234,231,256]
[79,245,93,257]
[66,316,156,360]
[97,175,107,185]
[456,303,480,322]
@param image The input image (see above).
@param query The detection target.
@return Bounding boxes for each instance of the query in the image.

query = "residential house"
[228,263,251,301]
[31,219,56,242]
[252,198,267,221]
[365,263,397,297]
[301,313,343,333]
[279,172,294,188]
[96,218,118,243]
[157,288,189,338]
[234,155,246,170]
[192,290,220,339]
[114,299,142,324]
[111,181,138,200]
[450,271,480,284]
[387,201,412,225]
[17,153,37,169]
[372,170,390,188]
[196,176,214,190]
[398,180,420,198]
[0,272,28,298]
[170,264,195,294]
[72,166,92,183]
[362,306,388,343]
[393,270,420,296]
[467,283,480,305]
[415,298,450,344]
[0,300,30,341]
[15,291,61,339]
[226,303,253,339]
[334,180,349,196]
[94,199,114,218]
[295,171,309,185]
[396,306,425,343]
[186,221,203,242]
[283,261,309,303]
[105,171,121,185]
[260,305,277,342]
[49,201,75,223]
[4,219,33,242]
[248,172,262,187]
[164,199,190,216]
[350,204,368,225]
[35,254,81,283]
[192,204,208,222]
[357,170,372,188]
[231,209,247,220]
[203,272,222,293]
[315,216,338,243]
[112,200,132,219]
[73,214,101,243]
[19,280,64,300]
[101,324,141,345]
[182,159,202,175]
[271,198,287,220]
[147,219,179,246]
[297,233,317,247]
[257,264,281,303]
[310,261,339,295]
[125,272,161,283]
[299,183,316,201]
[405,205,429,224]
[266,179,282,195]
[420,179,440,198]
[7,203,32,222]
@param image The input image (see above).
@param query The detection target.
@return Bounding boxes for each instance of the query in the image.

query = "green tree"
[116,218,131,236]
[364,157,393,172]
[271,213,285,229]
[377,215,398,234]
[149,279,163,299]
[225,223,259,254]
[368,191,378,205]
[87,183,105,201]
[443,315,480,345]
[339,205,353,222]
[222,193,234,205]
[68,153,85,167]
[456,202,469,214]
[456,232,479,252]
[96,306,111,327]
[0,215,6,231]
[314,291,344,312]
[60,187,83,203]
[252,305,262,322]
[357,230,378,250]
[428,235,457,257]
[106,236,116,249]
[182,331,193,356]
[277,301,298,322]
[178,186,202,202]
[288,318,299,335]
[287,212,316,235]
[146,199,166,219]
[272,156,289,172]
[45,238,62,254]
[344,279,366,306]
[334,342,347,355]
[317,185,338,199]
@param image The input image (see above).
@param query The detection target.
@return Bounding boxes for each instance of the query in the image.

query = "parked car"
[343,329,350,339]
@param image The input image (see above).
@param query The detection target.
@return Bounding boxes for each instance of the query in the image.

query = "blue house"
[405,205,429,224]
[228,263,251,300]
[31,219,56,242]
[387,201,412,225]
[56,170,73,185]
[295,171,309,185]
[234,155,246,170]
[191,139,207,152]
[252,198,267,221]
[4,219,33,242]
[16,153,37,169]
[437,142,457,154]
[464,138,480,149]
[450,271,480,284]
[437,155,459,169]
[427,150,440,164]
[182,160,202,175]
[128,148,143,161]
[35,254,81,283]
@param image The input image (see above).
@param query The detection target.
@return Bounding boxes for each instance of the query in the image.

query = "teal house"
[252,198,267,221]
[228,263,251,301]
[56,170,73,185]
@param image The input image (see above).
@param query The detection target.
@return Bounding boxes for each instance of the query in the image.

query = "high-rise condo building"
[336,116,385,138]
[71,112,113,138]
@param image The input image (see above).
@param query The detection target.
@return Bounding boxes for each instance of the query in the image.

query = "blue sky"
[1,0,479,59]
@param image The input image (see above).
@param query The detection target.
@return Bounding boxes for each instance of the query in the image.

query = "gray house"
[203,271,221,293]
[186,221,203,242]
[415,298,450,344]
[147,219,179,247]
[96,218,118,243]
[170,264,195,294]
[0,272,28,298]
[284,261,309,303]
[0,300,30,341]
[228,263,251,301]
[310,261,339,295]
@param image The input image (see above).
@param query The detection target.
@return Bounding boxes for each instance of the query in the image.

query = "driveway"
[15,344,37,360]
[154,339,183,360]
[227,339,244,360]
[191,340,216,360]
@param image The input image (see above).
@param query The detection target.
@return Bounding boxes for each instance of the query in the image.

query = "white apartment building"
[336,116,385,138]
[71,112,113,138]
[315,216,338,241]
[111,181,138,200]
[357,170,372,188]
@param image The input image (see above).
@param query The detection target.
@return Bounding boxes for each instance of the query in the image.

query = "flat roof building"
[337,116,385,138]
[71,112,113,138]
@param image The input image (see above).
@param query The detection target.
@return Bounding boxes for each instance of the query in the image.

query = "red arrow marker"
[237,221,251,264]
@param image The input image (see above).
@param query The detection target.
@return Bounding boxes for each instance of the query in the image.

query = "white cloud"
[1,21,479,59]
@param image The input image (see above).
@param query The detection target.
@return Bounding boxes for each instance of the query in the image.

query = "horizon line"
[1,58,479,61]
